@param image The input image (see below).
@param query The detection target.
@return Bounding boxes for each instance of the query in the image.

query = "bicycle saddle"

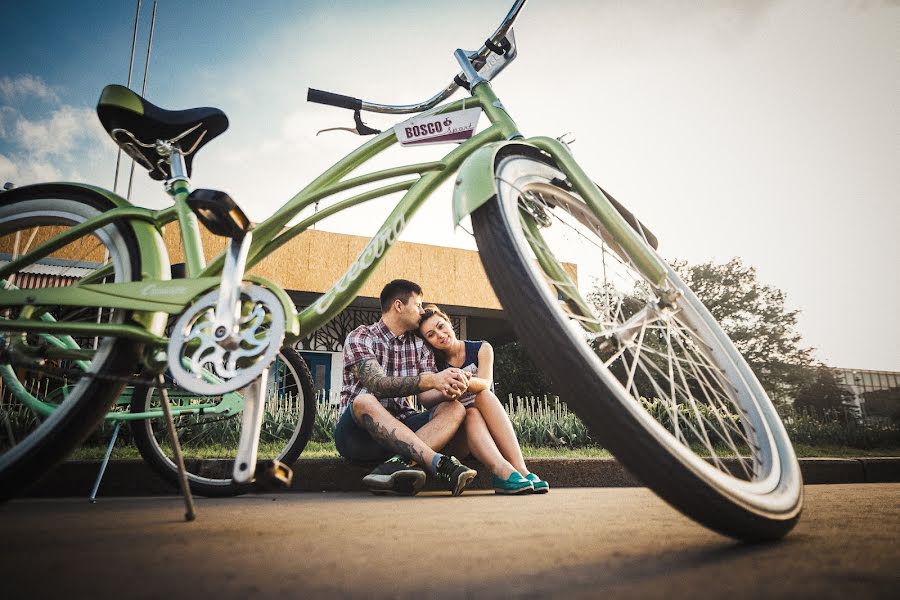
[96,84,228,181]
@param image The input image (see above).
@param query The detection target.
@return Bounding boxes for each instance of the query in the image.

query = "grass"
[46,394,900,462]
[790,444,900,458]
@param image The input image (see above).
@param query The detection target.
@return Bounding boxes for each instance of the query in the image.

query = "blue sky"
[2,1,898,371]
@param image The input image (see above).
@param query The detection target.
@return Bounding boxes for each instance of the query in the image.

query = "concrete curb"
[20,457,900,498]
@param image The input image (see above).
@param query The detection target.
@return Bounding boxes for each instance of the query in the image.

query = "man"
[334,279,477,496]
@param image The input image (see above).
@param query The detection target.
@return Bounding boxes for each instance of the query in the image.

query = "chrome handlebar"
[357,0,527,115]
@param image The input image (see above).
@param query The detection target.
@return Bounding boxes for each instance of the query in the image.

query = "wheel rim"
[493,156,792,506]
[0,201,133,468]
[136,350,307,488]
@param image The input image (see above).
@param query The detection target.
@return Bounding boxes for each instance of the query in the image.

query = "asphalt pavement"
[2,484,898,599]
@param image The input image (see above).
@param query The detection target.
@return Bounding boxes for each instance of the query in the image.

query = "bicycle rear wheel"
[130,348,315,497]
[0,186,142,499]
[471,151,803,541]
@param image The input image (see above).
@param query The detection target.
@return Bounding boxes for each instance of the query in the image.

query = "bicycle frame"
[0,79,669,355]
[0,84,514,357]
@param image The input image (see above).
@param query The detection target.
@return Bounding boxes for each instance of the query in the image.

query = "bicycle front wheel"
[0,186,143,499]
[471,151,803,541]
[130,348,315,497]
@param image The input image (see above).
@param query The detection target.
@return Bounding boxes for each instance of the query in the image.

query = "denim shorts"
[333,400,432,463]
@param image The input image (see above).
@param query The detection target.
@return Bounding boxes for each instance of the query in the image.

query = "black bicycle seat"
[96,84,228,181]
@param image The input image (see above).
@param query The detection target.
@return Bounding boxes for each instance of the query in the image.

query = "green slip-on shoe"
[493,471,534,495]
[525,472,550,494]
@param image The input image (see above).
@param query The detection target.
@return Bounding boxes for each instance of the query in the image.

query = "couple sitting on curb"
[334,278,549,496]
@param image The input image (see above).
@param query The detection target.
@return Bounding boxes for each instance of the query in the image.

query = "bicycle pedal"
[258,460,293,489]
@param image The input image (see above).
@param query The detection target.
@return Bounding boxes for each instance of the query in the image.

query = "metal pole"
[113,0,142,194]
[127,0,157,201]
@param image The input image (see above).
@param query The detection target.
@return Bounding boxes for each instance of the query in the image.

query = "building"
[161,226,515,400]
[833,368,900,422]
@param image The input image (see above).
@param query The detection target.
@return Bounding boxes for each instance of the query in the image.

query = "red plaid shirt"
[340,319,436,420]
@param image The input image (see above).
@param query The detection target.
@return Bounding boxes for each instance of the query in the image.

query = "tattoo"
[360,413,427,465]
[352,358,421,398]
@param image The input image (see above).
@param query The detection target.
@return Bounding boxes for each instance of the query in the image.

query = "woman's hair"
[419,303,451,328]
[418,304,452,366]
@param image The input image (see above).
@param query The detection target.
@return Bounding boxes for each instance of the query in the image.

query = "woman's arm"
[465,342,494,393]
[417,388,451,408]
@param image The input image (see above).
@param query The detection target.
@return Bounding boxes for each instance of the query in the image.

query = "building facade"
[832,368,900,422]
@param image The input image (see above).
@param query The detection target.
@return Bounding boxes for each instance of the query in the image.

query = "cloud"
[0,74,59,104]
[0,152,64,185]
[0,100,114,187]
[0,106,16,138]
[13,105,106,159]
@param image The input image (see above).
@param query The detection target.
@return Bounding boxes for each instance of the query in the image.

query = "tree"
[793,368,854,416]
[672,257,816,402]
[493,341,555,400]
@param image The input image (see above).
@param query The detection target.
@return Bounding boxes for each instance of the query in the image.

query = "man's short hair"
[380,279,423,313]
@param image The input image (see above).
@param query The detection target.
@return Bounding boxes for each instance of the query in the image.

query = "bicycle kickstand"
[88,420,121,503]
[157,374,196,521]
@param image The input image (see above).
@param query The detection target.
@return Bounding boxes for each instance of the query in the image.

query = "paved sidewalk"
[20,456,900,497]
[3,485,899,599]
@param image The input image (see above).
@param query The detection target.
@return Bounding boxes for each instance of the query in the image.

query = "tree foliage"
[793,368,854,415]
[672,257,816,401]
[493,341,555,400]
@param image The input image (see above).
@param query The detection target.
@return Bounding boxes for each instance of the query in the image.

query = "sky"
[1,0,898,371]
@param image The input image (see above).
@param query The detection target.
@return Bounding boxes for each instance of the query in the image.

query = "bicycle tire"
[0,185,143,499]
[130,347,316,497]
[471,150,803,541]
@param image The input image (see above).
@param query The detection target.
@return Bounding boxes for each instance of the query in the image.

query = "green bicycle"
[0,0,802,541]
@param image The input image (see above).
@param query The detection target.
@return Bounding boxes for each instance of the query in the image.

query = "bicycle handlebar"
[307,89,363,111]
[307,0,527,115]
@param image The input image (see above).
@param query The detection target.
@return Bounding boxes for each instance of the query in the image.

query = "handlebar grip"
[307,88,363,110]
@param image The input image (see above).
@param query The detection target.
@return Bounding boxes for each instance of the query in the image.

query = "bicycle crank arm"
[232,367,267,484]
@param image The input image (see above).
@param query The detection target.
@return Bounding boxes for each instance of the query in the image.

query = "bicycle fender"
[452,140,541,227]
[2,182,171,337]
[453,140,660,251]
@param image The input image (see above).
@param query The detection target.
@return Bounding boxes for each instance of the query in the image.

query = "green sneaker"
[492,471,533,495]
[525,472,549,494]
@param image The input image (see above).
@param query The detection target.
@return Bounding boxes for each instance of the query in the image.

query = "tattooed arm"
[351,358,421,398]
[351,358,469,398]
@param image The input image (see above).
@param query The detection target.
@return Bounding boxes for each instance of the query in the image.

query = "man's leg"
[354,396,476,496]
[341,394,430,495]
[351,394,444,467]
[406,399,467,455]
[407,400,477,496]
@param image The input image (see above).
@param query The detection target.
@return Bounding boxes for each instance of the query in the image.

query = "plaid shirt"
[340,319,436,420]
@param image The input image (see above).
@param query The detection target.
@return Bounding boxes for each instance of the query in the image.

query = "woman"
[418,304,549,494]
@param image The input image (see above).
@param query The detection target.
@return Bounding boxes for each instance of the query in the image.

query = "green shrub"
[505,395,592,447]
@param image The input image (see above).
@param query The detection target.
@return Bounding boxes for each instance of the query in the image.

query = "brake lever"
[316,110,381,136]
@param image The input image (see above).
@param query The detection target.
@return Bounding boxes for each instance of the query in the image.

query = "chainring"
[167,284,285,395]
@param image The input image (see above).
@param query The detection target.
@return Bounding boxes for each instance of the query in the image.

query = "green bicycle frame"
[0,80,667,378]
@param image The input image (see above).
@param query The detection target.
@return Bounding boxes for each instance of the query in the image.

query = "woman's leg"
[464,406,517,479]
[473,390,529,475]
